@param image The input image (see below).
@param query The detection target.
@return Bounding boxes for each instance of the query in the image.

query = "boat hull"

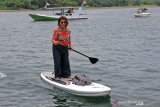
[134,13,151,18]
[29,13,88,21]
[29,14,58,21]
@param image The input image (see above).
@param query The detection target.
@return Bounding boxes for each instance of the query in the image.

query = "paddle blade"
[89,57,99,64]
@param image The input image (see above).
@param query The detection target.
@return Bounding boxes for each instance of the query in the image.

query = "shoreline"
[0,5,159,12]
[86,5,158,10]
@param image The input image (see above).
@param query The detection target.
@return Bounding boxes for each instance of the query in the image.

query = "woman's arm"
[52,29,59,45]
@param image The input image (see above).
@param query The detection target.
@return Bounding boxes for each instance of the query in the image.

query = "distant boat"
[29,2,88,21]
[134,8,151,18]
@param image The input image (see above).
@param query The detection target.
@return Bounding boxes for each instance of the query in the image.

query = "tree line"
[0,0,160,10]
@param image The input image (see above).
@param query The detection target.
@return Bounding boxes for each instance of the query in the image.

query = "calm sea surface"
[0,7,160,107]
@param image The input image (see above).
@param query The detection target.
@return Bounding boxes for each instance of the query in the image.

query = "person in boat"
[52,16,72,80]
[137,10,140,14]
[66,8,74,13]
[60,9,64,15]
[137,8,147,13]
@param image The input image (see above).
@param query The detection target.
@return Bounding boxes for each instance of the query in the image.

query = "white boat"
[134,12,150,17]
[134,8,151,18]
[29,2,88,21]
[40,72,111,97]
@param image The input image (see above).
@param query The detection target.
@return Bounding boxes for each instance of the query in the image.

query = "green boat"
[29,2,88,21]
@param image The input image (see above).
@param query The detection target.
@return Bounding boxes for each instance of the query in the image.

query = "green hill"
[0,0,160,10]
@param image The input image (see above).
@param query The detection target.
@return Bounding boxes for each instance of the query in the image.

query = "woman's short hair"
[58,16,68,27]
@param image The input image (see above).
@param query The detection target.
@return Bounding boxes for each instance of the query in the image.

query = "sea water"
[0,7,160,107]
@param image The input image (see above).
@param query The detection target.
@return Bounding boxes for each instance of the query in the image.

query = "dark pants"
[52,44,71,78]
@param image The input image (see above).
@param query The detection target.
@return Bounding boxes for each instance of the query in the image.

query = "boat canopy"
[46,7,79,11]
[138,8,147,10]
[44,1,86,11]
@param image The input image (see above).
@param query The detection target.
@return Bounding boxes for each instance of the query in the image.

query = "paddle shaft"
[57,43,89,58]
[69,48,90,58]
[68,47,99,64]
[59,44,98,64]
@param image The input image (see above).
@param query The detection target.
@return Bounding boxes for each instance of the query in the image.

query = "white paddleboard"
[40,72,111,97]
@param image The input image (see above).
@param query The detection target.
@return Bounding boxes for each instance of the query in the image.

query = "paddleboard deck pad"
[41,72,111,97]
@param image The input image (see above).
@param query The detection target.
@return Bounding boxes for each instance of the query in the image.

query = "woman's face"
[59,19,66,28]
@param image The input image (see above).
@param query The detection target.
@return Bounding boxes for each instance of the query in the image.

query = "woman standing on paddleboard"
[52,16,72,80]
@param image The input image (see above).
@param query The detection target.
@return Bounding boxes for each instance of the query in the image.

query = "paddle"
[68,47,99,64]
[58,43,98,64]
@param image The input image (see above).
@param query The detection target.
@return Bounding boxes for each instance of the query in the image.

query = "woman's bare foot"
[54,77,60,80]
[67,76,73,81]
